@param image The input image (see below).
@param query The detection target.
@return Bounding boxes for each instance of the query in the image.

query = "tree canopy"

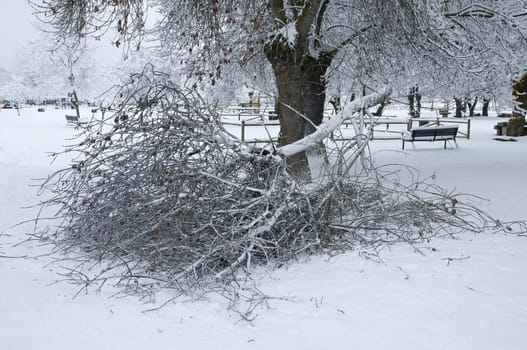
[33,1,527,81]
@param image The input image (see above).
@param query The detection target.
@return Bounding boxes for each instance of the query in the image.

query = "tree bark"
[454,97,463,118]
[265,41,333,180]
[482,98,490,116]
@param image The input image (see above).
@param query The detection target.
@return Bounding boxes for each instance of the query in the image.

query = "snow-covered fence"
[220,107,280,121]
[222,118,413,143]
[330,119,411,141]
[222,119,280,143]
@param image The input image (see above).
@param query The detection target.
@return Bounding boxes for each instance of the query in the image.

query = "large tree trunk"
[265,43,333,181]
[513,73,527,117]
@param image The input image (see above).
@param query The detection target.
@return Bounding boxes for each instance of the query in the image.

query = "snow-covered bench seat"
[401,126,458,150]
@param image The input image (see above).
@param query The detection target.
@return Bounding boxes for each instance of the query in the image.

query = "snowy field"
[1,106,526,350]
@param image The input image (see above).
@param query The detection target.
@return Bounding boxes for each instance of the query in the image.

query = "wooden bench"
[438,108,449,118]
[65,114,87,127]
[401,126,458,150]
[494,122,508,136]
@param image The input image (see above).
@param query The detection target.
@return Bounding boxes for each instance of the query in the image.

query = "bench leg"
[445,139,458,149]
[402,140,405,150]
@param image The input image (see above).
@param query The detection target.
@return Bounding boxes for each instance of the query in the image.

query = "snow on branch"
[446,4,497,19]
[276,88,392,157]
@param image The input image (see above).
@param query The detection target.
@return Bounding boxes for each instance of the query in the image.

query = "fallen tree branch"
[31,67,525,316]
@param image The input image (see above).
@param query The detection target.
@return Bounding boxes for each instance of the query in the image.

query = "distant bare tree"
[16,35,101,105]
[50,40,86,117]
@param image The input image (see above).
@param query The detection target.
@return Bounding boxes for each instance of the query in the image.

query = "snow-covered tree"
[0,67,15,100]
[442,1,527,114]
[14,36,104,106]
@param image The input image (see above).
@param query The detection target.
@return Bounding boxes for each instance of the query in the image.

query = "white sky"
[0,0,40,70]
[0,0,125,72]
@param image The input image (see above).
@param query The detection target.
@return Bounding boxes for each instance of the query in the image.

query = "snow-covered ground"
[1,106,526,350]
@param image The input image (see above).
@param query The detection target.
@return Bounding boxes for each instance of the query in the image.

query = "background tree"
[0,67,16,100]
[444,1,527,115]
[52,40,87,117]
[14,36,106,107]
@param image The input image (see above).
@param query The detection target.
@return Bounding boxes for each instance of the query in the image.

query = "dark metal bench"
[401,126,458,150]
[65,114,87,127]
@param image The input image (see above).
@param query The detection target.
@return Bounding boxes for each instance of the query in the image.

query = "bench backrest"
[65,115,79,122]
[411,126,458,139]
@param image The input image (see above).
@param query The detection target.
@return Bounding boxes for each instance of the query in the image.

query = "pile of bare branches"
[34,66,523,300]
